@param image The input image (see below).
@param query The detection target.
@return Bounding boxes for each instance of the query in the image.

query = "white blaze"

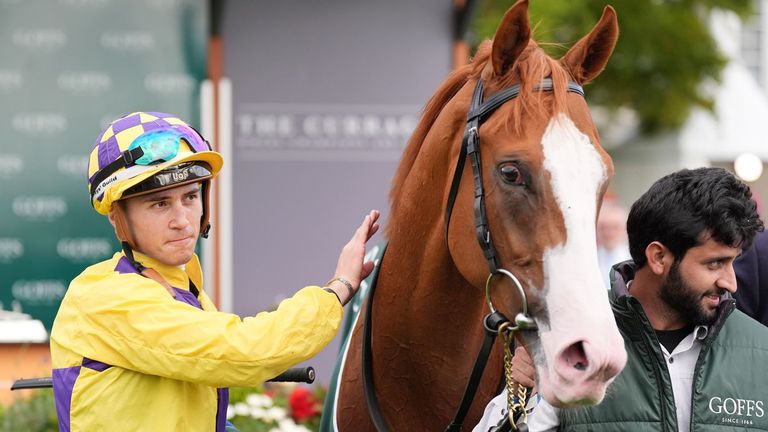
[539,113,615,351]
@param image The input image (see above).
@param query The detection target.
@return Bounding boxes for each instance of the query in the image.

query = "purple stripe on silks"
[173,287,203,309]
[53,366,81,432]
[111,113,142,134]
[97,135,119,170]
[82,357,112,372]
[216,387,230,432]
[114,256,140,274]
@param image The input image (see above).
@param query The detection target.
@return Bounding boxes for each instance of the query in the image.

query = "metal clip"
[485,268,537,332]
[514,312,537,330]
[467,126,479,152]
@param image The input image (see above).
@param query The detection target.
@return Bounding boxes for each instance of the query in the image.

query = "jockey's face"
[118,182,202,266]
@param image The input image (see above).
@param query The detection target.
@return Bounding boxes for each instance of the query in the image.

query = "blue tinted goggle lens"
[128,130,183,165]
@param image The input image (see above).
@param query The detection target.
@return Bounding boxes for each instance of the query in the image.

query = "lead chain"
[501,326,528,431]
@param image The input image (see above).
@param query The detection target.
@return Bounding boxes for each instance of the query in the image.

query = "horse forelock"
[482,40,572,136]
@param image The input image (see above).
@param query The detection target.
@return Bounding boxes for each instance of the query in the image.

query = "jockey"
[50,112,379,431]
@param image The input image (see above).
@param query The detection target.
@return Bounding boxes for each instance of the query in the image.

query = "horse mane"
[388,38,571,219]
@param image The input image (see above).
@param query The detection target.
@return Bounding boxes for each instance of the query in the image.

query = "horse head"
[440,0,626,407]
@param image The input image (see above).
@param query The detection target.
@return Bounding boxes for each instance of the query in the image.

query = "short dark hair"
[627,167,763,268]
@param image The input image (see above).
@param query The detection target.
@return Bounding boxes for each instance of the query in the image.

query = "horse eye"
[499,163,525,186]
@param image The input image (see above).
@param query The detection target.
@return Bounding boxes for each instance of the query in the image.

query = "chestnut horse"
[329,1,626,430]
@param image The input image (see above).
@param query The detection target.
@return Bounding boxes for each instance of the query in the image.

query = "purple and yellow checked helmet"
[87,111,223,215]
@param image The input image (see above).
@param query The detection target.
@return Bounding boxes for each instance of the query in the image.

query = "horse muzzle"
[537,328,627,407]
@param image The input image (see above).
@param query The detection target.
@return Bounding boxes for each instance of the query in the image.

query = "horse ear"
[491,0,531,77]
[560,6,619,84]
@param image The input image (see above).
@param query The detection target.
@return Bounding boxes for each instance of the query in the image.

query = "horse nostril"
[562,341,589,372]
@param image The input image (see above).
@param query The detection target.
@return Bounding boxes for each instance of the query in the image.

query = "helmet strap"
[200,180,212,239]
[121,241,145,272]
[112,202,138,249]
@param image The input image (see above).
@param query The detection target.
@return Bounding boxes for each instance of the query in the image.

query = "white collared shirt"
[664,325,708,432]
[474,325,709,432]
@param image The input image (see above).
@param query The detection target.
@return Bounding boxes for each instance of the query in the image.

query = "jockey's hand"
[511,345,536,388]
[328,210,380,305]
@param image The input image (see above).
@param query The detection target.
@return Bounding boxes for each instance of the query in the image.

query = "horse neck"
[356,99,516,428]
[376,123,493,372]
[370,213,501,426]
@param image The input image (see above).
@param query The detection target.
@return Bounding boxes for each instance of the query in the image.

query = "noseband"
[362,77,586,432]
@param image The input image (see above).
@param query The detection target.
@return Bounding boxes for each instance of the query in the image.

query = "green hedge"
[1,391,58,432]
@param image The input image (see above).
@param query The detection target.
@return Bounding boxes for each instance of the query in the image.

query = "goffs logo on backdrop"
[0,154,23,178]
[100,31,155,51]
[12,280,66,303]
[12,196,68,221]
[145,73,193,94]
[57,72,112,92]
[0,238,23,263]
[709,396,764,426]
[57,238,112,262]
[0,70,23,90]
[13,112,67,135]
[12,28,66,49]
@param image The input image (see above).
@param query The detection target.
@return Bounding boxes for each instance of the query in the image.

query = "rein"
[362,77,585,432]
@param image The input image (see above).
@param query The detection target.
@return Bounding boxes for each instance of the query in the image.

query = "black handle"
[11,377,52,390]
[267,366,315,384]
[11,366,316,390]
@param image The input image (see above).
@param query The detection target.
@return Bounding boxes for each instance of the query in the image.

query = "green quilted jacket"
[559,261,768,432]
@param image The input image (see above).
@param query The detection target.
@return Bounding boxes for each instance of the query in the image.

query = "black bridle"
[444,78,585,274]
[362,77,586,432]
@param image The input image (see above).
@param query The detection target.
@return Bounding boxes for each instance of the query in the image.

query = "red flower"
[288,386,321,422]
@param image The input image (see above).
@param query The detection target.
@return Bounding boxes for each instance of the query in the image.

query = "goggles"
[90,127,211,201]
[127,129,183,165]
